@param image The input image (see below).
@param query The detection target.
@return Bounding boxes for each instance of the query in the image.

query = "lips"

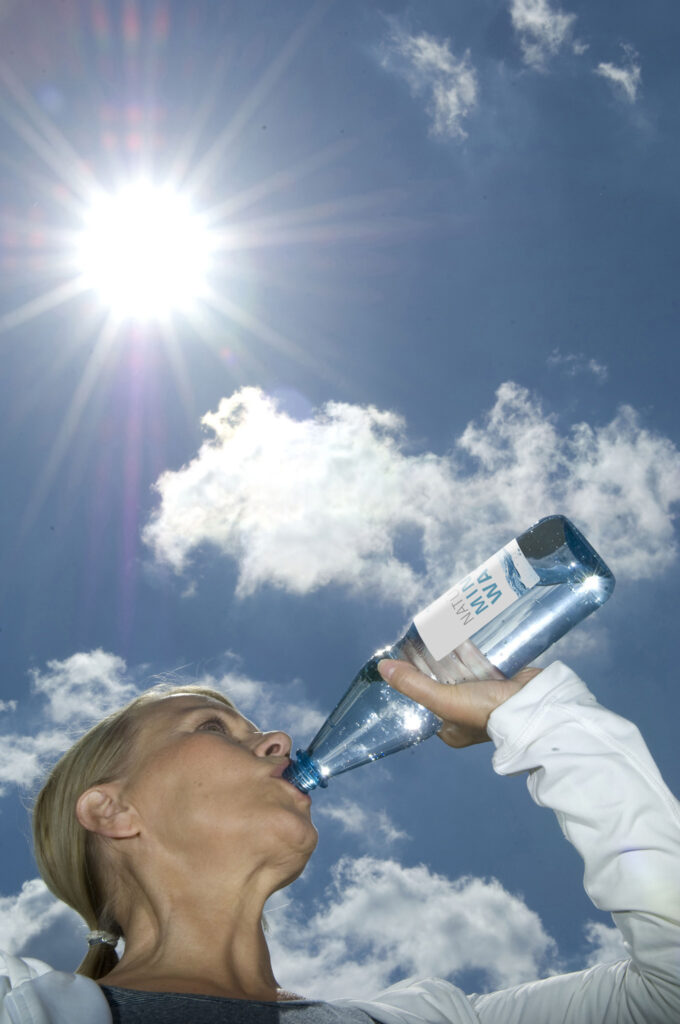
[270,762,312,803]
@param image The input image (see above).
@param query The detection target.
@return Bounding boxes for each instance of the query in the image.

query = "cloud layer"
[379,24,478,139]
[143,383,680,606]
[269,856,556,998]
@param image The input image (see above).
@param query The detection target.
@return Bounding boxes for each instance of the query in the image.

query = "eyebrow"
[171,703,260,733]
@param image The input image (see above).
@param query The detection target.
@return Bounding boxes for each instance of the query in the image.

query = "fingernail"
[377,659,396,681]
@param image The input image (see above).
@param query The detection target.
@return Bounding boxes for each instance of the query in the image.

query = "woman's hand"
[377,659,542,748]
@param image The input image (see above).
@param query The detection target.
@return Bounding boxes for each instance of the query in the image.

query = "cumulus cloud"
[510,0,578,68]
[584,920,629,966]
[0,727,72,795]
[29,649,138,726]
[269,856,557,998]
[547,348,608,381]
[378,23,477,139]
[0,650,138,796]
[315,798,409,845]
[0,878,83,956]
[143,383,680,604]
[595,47,641,103]
[143,387,434,605]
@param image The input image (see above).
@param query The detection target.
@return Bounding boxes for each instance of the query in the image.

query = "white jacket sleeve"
[467,661,680,1024]
[0,951,112,1024]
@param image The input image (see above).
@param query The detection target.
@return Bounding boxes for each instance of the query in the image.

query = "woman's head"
[32,683,315,981]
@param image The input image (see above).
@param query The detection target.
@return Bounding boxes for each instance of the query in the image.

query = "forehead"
[139,693,258,731]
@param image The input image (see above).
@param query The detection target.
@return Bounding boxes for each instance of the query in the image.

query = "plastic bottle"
[283,515,614,793]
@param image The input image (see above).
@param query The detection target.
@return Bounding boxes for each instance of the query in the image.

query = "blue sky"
[1,0,679,998]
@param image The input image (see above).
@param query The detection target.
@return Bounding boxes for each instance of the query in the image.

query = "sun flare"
[75,181,216,321]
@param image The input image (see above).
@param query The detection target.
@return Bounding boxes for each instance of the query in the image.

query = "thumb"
[377,658,454,720]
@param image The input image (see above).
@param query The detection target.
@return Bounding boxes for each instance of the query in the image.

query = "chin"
[272,817,318,888]
[292,815,319,860]
[277,851,315,890]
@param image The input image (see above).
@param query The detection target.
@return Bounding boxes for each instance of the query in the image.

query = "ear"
[76,784,140,840]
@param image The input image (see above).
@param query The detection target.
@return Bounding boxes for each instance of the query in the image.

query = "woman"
[1,658,679,1023]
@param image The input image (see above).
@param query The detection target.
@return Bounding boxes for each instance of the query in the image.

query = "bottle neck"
[282,750,326,792]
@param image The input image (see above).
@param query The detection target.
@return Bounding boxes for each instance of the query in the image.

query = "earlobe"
[76,785,140,839]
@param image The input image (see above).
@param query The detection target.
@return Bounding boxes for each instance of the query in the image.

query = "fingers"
[377,659,543,732]
[377,658,460,721]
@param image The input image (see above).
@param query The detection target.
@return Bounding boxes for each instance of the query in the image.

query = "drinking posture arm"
[334,660,680,1024]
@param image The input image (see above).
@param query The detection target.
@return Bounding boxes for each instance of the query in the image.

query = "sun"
[74,180,216,321]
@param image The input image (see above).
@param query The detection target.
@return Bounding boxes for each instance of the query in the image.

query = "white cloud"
[269,856,556,998]
[0,878,82,955]
[315,798,410,845]
[510,0,578,68]
[29,649,138,726]
[0,728,72,795]
[595,47,641,103]
[0,700,18,713]
[547,348,608,381]
[378,24,477,139]
[0,650,139,795]
[143,386,436,605]
[143,383,680,605]
[584,920,628,966]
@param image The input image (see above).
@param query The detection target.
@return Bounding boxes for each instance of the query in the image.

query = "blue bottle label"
[413,539,539,661]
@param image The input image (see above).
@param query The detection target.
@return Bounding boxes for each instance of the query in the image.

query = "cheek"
[129,738,316,865]
[132,742,257,840]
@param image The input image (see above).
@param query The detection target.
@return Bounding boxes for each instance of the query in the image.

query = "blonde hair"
[31,683,237,981]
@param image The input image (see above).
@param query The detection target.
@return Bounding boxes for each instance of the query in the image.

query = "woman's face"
[112,693,317,891]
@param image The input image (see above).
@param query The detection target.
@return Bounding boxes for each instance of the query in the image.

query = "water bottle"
[283,515,614,793]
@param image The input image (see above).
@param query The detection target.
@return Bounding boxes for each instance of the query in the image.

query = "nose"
[253,730,292,759]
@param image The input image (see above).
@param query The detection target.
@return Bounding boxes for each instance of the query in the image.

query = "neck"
[98,873,289,1000]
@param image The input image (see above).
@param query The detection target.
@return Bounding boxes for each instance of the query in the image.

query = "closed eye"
[196,716,229,734]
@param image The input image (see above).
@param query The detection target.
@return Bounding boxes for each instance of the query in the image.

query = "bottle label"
[413,539,540,662]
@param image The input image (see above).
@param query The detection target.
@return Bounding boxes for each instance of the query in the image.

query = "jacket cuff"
[487,661,597,774]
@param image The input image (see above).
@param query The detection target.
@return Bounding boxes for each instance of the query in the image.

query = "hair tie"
[86,929,119,948]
